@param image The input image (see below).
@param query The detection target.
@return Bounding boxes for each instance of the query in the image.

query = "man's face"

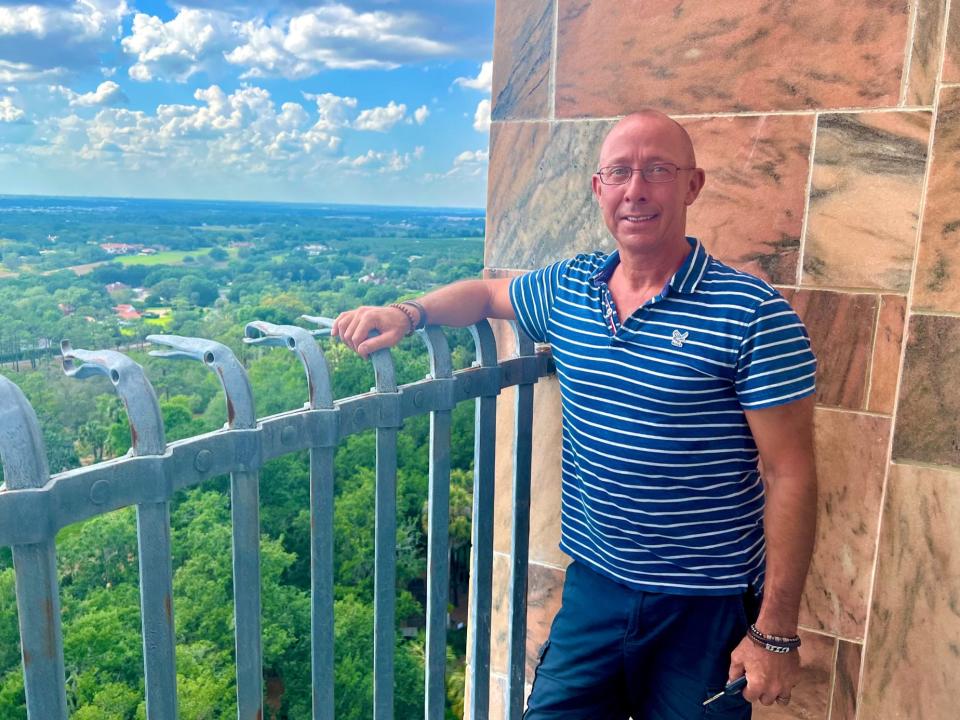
[591,115,705,255]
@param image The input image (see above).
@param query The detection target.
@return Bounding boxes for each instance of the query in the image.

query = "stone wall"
[476,1,960,719]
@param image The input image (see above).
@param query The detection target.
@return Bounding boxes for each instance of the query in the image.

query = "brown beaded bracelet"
[388,303,417,336]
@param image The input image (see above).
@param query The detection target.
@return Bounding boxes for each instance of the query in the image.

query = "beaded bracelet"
[747,624,801,654]
[402,300,428,330]
[388,303,417,336]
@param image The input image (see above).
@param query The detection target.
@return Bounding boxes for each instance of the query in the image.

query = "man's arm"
[728,395,817,706]
[332,277,516,358]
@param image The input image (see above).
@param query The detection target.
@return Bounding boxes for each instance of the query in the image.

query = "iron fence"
[0,318,549,720]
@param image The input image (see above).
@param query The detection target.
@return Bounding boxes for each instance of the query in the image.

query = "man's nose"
[623,169,649,201]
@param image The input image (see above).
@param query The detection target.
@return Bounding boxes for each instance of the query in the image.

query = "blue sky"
[0,1,494,207]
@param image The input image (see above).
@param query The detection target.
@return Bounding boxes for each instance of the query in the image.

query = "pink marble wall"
[477,2,959,718]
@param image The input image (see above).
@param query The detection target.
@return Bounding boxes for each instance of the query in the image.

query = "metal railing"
[0,318,549,720]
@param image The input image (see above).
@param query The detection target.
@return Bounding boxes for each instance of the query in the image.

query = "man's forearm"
[756,466,817,635]
[413,278,514,327]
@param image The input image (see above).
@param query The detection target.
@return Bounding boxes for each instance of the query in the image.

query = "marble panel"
[779,290,878,410]
[524,562,565,677]
[754,629,835,720]
[491,0,552,121]
[912,88,960,312]
[943,0,960,82]
[800,409,891,639]
[486,120,613,271]
[829,640,861,720]
[487,116,812,285]
[685,114,812,284]
[866,294,907,415]
[859,463,960,720]
[892,314,960,465]
[490,552,512,675]
[555,0,910,117]
[906,0,948,106]
[464,671,507,720]
[802,112,931,292]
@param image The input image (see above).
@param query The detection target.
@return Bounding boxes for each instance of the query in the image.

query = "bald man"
[334,110,818,719]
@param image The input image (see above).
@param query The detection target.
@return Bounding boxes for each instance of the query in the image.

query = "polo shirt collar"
[589,237,710,295]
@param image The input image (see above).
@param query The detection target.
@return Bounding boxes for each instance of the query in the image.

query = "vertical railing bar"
[506,326,535,720]
[311,443,336,719]
[244,321,338,720]
[420,326,454,720]
[147,335,264,720]
[60,343,178,720]
[0,376,69,720]
[370,346,399,720]
[425,407,452,720]
[467,320,499,720]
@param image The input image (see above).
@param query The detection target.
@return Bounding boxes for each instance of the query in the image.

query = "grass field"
[116,248,213,266]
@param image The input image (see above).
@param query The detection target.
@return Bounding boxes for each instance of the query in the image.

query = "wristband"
[747,624,801,654]
[388,303,417,336]
[402,300,428,330]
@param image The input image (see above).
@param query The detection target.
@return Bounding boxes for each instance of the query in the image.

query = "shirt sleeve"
[508,259,570,344]
[735,293,817,409]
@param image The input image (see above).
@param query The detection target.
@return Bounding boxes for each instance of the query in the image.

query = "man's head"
[591,110,705,256]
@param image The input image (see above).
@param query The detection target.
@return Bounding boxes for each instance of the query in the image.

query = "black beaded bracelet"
[402,300,428,330]
[747,624,801,654]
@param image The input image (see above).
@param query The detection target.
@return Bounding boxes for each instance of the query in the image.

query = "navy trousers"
[524,562,754,720]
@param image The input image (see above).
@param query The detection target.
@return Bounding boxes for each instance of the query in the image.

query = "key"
[702,675,748,706]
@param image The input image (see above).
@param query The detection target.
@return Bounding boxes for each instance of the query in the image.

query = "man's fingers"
[727,660,744,684]
[357,330,401,358]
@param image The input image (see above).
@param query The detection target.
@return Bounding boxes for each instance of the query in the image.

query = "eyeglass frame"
[594,162,698,185]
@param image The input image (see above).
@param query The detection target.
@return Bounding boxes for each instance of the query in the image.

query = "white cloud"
[226,3,453,79]
[338,147,418,173]
[454,149,488,166]
[54,80,126,107]
[121,9,231,83]
[454,60,491,92]
[473,98,490,133]
[413,104,429,125]
[0,1,128,80]
[303,91,357,131]
[0,96,24,122]
[353,100,406,132]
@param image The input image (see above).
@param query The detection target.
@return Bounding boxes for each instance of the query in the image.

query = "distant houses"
[113,304,141,321]
[99,242,159,255]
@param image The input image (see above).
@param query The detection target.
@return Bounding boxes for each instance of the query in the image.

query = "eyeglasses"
[596,163,695,185]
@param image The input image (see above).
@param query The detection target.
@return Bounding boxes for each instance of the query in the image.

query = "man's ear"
[592,173,603,205]
[685,168,706,206]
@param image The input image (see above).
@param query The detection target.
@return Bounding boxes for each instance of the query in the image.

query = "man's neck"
[611,236,690,296]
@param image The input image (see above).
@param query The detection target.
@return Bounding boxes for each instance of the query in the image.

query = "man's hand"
[728,637,800,706]
[332,305,412,358]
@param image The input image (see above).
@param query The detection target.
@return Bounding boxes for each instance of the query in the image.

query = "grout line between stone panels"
[899,0,921,106]
[796,624,865,645]
[795,112,819,287]
[911,307,960,318]
[854,6,952,713]
[814,405,893,420]
[826,633,841,720]
[541,106,938,124]
[774,283,897,296]
[549,0,559,122]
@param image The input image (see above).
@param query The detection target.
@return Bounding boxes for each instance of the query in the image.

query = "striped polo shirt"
[509,237,816,596]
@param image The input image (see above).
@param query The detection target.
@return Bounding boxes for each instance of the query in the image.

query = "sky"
[0,0,495,207]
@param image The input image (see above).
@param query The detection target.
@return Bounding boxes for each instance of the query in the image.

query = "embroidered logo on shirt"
[671,330,689,348]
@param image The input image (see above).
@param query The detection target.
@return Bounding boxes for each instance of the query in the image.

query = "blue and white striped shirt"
[509,237,816,596]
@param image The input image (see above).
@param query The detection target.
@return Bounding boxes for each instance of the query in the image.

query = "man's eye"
[647,165,669,175]
[609,167,630,177]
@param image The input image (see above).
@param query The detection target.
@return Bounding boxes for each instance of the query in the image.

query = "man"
[333,109,817,719]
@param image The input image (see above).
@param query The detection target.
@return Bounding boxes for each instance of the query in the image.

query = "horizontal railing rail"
[0,319,549,720]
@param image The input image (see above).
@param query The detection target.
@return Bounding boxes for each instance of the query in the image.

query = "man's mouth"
[621,213,658,224]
